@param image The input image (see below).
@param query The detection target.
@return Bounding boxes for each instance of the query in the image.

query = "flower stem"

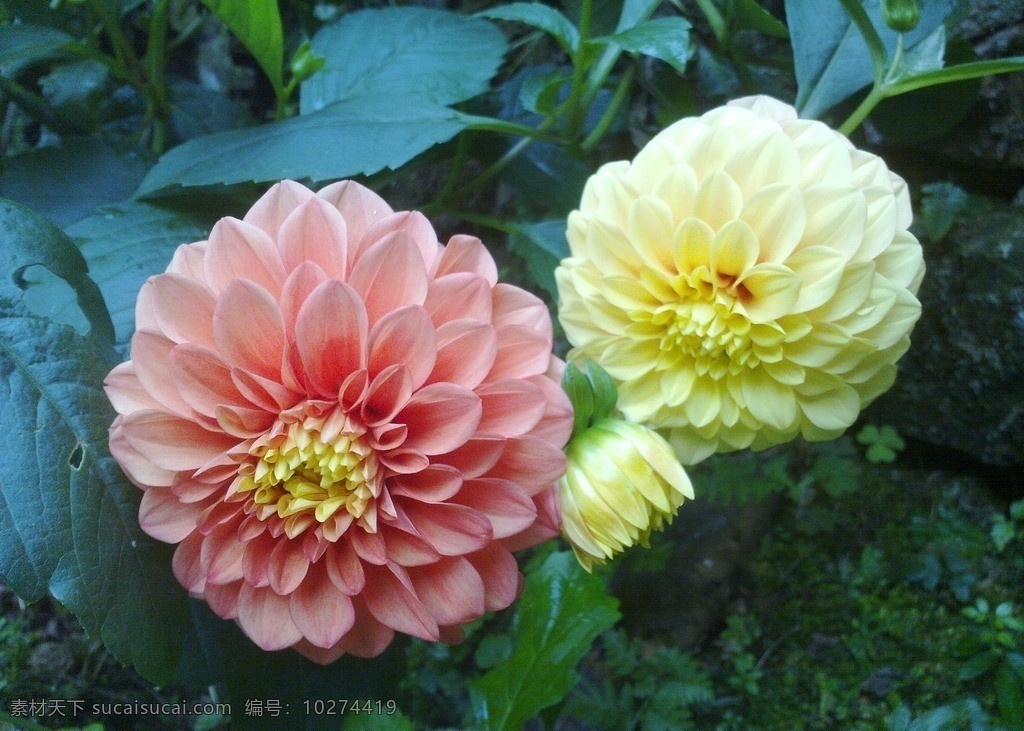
[563,0,594,144]
[581,64,636,152]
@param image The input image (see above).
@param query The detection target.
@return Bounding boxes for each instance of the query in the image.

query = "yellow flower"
[559,418,694,571]
[556,96,925,464]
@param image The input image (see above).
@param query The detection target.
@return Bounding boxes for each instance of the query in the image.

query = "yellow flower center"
[236,419,381,537]
[630,268,788,380]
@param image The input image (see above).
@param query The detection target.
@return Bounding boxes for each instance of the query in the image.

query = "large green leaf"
[786,0,956,119]
[66,201,218,348]
[0,138,153,227]
[136,100,474,196]
[0,200,186,683]
[469,551,620,731]
[300,6,507,115]
[0,23,74,73]
[199,0,284,96]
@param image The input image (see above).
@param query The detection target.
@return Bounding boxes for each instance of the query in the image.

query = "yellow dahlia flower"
[559,418,693,571]
[556,95,925,464]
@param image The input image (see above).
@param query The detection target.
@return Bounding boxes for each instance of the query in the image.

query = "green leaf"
[787,0,957,119]
[562,362,596,438]
[594,17,691,74]
[732,0,789,38]
[469,551,620,731]
[0,138,153,228]
[66,201,218,348]
[884,55,1024,96]
[920,181,969,241]
[300,7,507,115]
[519,69,571,115]
[199,0,284,96]
[996,663,1024,728]
[507,219,569,298]
[0,23,73,73]
[477,3,580,52]
[615,0,662,33]
[136,100,474,196]
[956,651,996,681]
[0,200,185,683]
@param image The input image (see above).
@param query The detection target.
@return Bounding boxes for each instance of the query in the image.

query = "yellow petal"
[694,170,743,230]
[711,220,760,279]
[628,195,678,272]
[674,217,715,273]
[740,184,806,263]
[735,263,801,323]
[786,245,847,313]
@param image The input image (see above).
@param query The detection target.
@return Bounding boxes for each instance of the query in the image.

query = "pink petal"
[337,597,395,658]
[105,361,161,415]
[381,526,441,566]
[488,435,567,493]
[435,436,506,478]
[294,280,367,398]
[361,365,413,427]
[268,538,311,595]
[166,241,207,279]
[242,531,276,588]
[389,464,463,502]
[398,383,481,456]
[491,283,552,335]
[378,449,430,474]
[466,543,521,611]
[139,488,203,542]
[278,197,349,279]
[204,217,286,295]
[503,487,560,551]
[487,325,554,382]
[108,419,175,487]
[144,273,217,349]
[172,532,206,593]
[526,372,575,444]
[294,640,348,665]
[435,234,498,284]
[130,331,191,416]
[289,563,355,648]
[356,211,440,267]
[361,563,439,641]
[122,410,238,471]
[205,579,242,619]
[243,180,316,240]
[317,180,394,252]
[476,380,547,437]
[279,261,329,337]
[397,499,492,555]
[324,539,366,595]
[213,279,286,382]
[347,234,429,326]
[424,273,493,326]
[237,584,304,651]
[215,404,275,438]
[453,478,537,539]
[200,522,245,584]
[350,528,387,565]
[231,368,299,412]
[410,556,485,626]
[368,305,437,389]
[428,319,497,388]
[169,343,250,418]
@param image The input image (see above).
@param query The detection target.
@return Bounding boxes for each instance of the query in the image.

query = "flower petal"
[213,279,286,381]
[289,563,355,648]
[368,305,436,389]
[204,217,286,295]
[278,197,349,279]
[348,234,429,325]
[410,556,485,626]
[294,280,367,398]
[237,584,304,651]
[361,563,439,641]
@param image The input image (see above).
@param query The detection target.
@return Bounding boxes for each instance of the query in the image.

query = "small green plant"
[718,614,764,696]
[885,699,991,731]
[957,599,1024,729]
[856,424,906,464]
[564,628,714,731]
[991,499,1024,553]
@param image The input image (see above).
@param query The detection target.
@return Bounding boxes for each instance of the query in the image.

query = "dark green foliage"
[563,627,714,731]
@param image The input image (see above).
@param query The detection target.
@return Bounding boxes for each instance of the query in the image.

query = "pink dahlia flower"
[105,181,573,663]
